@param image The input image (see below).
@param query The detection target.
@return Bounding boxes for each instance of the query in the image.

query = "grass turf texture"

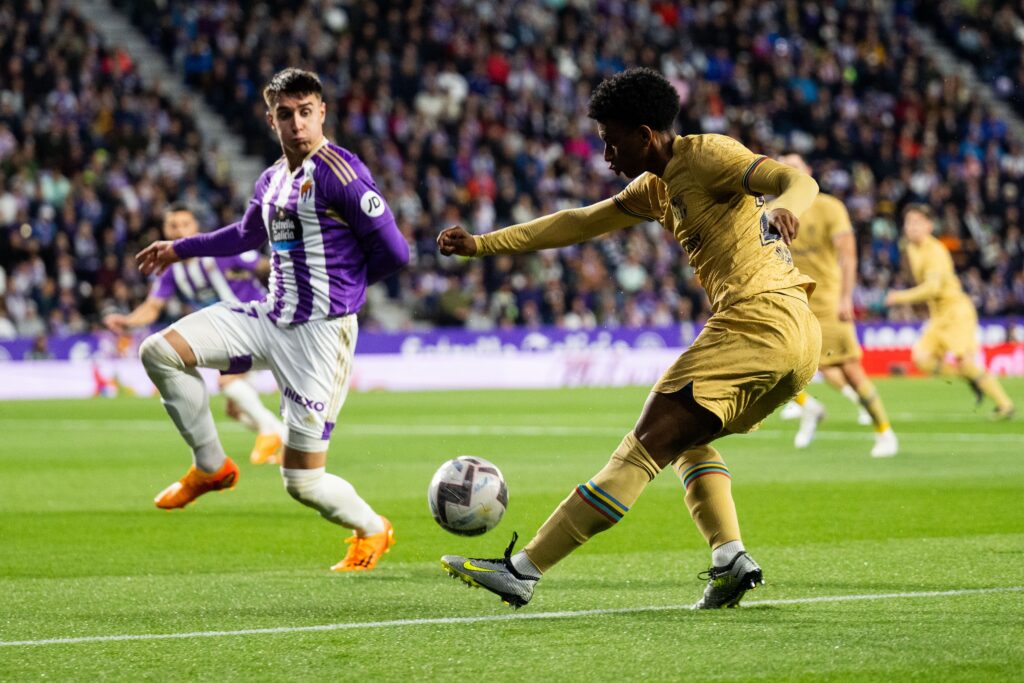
[1,377,1022,681]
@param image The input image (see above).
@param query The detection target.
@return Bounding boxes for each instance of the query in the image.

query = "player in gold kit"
[436,68,821,609]
[885,205,1014,418]
[777,154,898,458]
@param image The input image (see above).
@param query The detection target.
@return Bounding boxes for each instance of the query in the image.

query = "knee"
[281,467,323,503]
[139,334,183,375]
[670,444,723,480]
[224,399,240,419]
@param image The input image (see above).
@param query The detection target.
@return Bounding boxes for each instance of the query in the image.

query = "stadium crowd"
[3,0,1024,342]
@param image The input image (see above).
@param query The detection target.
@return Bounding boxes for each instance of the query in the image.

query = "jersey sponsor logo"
[269,206,303,249]
[282,385,325,412]
[670,194,687,223]
[682,232,702,254]
[360,190,386,218]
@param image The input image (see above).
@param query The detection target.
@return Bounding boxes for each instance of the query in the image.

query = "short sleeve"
[613,173,662,222]
[328,165,397,240]
[690,134,764,197]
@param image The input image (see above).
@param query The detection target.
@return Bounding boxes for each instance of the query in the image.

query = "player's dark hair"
[164,202,192,216]
[263,68,323,107]
[587,67,681,131]
[903,203,935,221]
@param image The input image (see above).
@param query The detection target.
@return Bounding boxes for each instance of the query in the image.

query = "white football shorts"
[169,299,357,452]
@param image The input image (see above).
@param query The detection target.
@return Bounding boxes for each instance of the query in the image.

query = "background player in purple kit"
[104,204,287,466]
[134,68,409,572]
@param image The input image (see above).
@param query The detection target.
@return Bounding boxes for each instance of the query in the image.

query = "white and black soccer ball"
[427,456,508,536]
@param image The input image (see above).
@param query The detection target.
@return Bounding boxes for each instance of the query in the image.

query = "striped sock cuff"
[575,480,629,523]
[681,461,731,489]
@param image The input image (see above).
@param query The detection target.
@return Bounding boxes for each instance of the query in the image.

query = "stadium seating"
[3,0,1023,340]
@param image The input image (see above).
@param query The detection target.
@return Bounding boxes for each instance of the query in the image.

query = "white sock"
[511,550,542,578]
[841,384,859,404]
[221,378,283,434]
[711,540,745,567]
[281,467,385,536]
[140,334,225,473]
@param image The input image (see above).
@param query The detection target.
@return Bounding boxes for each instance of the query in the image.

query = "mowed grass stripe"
[0,419,1018,442]
[2,586,1020,648]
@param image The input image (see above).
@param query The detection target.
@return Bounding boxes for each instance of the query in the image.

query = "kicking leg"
[441,385,723,607]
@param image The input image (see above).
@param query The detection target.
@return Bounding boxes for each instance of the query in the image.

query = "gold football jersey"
[614,134,814,312]
[788,193,851,317]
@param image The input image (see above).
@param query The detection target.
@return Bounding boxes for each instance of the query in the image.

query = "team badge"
[670,194,687,223]
[300,178,314,201]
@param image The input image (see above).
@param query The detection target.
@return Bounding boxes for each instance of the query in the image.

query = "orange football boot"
[154,458,240,510]
[250,431,283,465]
[331,516,395,571]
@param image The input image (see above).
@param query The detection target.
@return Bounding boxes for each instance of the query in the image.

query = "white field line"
[0,419,1019,443]
[0,586,1020,648]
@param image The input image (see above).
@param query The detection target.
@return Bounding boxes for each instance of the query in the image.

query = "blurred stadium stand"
[2,0,1023,344]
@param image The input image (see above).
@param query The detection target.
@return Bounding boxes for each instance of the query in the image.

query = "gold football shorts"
[816,314,862,366]
[915,298,979,360]
[654,287,821,433]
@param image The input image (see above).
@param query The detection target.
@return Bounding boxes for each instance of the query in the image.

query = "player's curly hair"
[587,67,681,131]
[263,68,323,107]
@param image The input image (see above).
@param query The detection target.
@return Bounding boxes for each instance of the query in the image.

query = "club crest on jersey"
[670,195,687,223]
[269,206,303,249]
[300,178,314,201]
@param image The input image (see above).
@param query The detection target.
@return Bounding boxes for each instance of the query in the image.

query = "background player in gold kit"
[885,205,1015,418]
[777,154,898,458]
[436,68,821,609]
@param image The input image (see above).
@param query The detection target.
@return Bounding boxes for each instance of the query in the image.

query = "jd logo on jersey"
[270,206,303,248]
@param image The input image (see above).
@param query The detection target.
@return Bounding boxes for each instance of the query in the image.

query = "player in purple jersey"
[134,69,409,571]
[105,204,287,465]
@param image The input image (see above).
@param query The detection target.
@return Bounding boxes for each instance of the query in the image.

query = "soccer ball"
[427,456,508,536]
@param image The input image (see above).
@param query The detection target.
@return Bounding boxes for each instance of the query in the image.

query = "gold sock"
[962,360,1014,411]
[523,432,660,573]
[671,444,741,548]
[794,391,808,406]
[854,380,891,432]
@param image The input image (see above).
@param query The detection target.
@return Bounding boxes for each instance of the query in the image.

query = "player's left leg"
[268,314,393,570]
[839,361,898,457]
[279,446,394,571]
[218,374,286,464]
[821,365,872,425]
[958,355,1015,418]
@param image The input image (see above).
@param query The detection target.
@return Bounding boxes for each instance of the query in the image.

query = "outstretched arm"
[137,206,266,275]
[885,274,942,305]
[438,198,638,257]
[103,296,166,335]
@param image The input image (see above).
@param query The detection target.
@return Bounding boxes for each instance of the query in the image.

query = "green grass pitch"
[1,378,1023,681]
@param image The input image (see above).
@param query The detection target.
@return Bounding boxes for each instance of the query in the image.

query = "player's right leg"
[821,365,872,425]
[141,326,236,509]
[142,302,266,509]
[443,390,719,608]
